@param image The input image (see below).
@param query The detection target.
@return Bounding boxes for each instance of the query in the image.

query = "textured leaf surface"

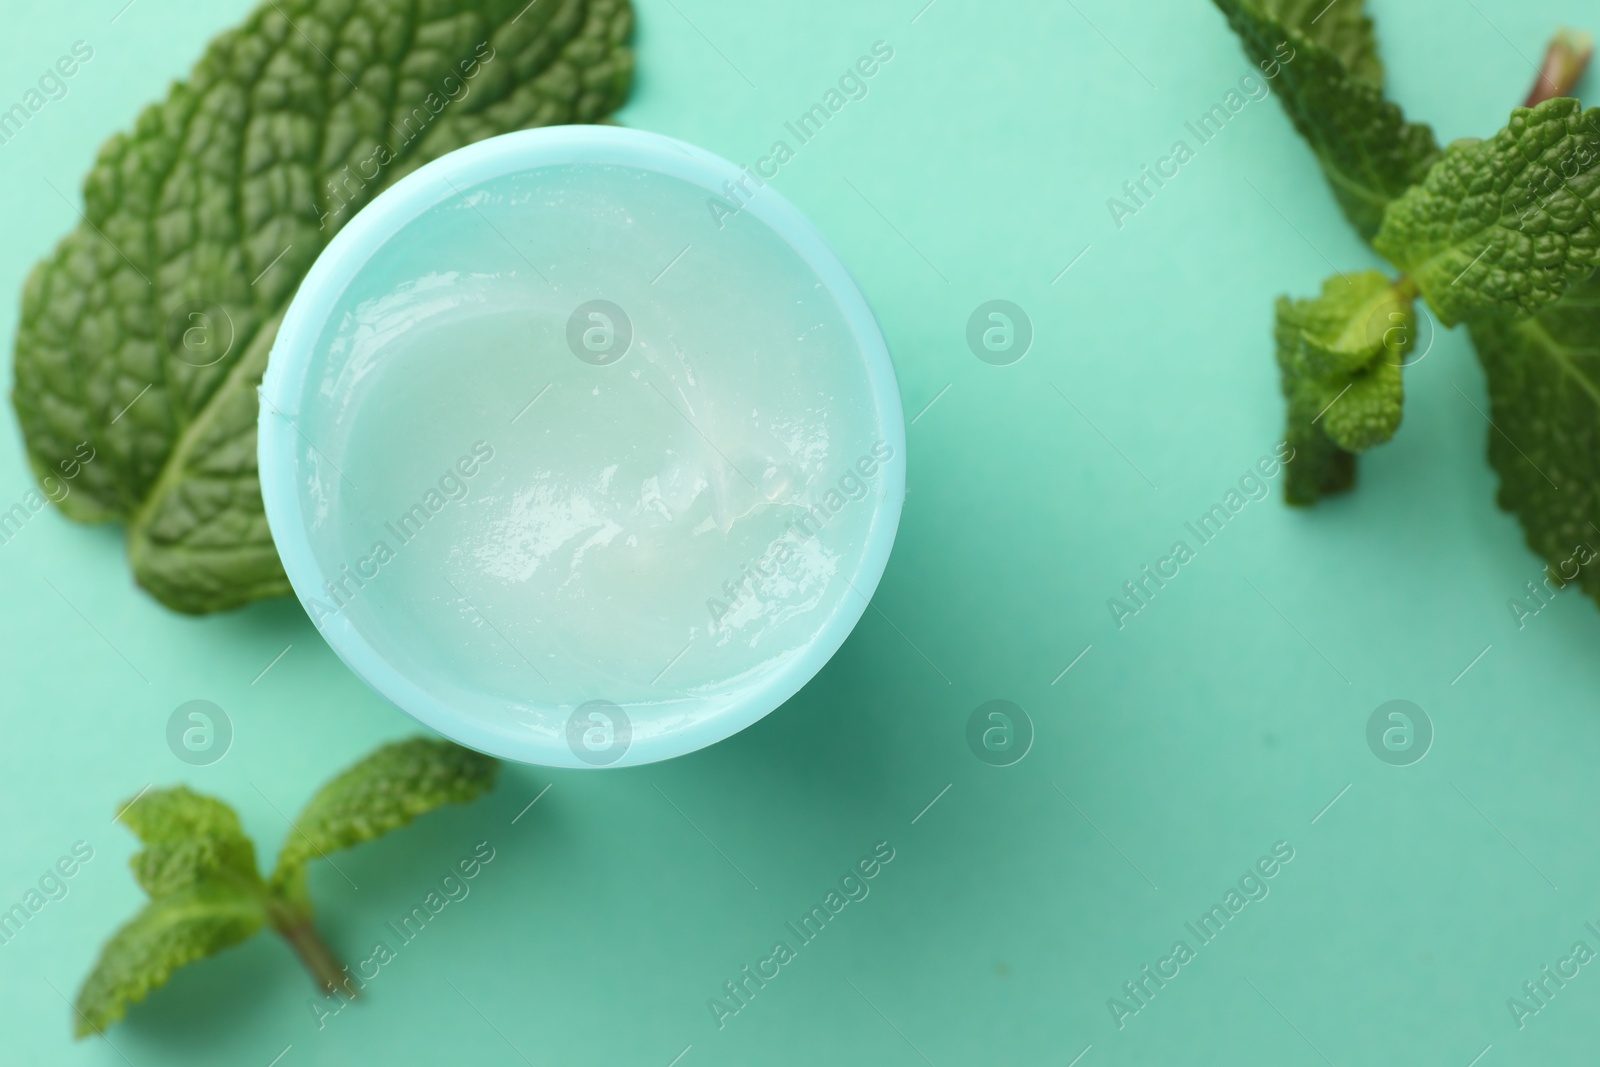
[1288,270,1407,376]
[120,786,262,897]
[72,884,267,1037]
[1253,0,1383,85]
[1320,357,1403,452]
[1469,274,1600,602]
[271,738,498,890]
[14,0,634,613]
[1375,99,1600,326]
[1276,298,1355,505]
[1213,0,1439,239]
[1274,271,1414,502]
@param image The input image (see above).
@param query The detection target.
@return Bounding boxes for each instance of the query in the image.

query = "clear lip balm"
[259,126,905,767]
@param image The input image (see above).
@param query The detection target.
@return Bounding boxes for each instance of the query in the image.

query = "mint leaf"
[270,738,498,897]
[1260,0,1383,85]
[1289,270,1410,375]
[73,884,268,1038]
[1213,0,1440,239]
[14,0,635,614]
[1277,300,1354,505]
[1375,98,1600,326]
[1320,357,1404,452]
[76,788,269,1036]
[1275,271,1414,503]
[77,739,498,1036]
[119,787,262,898]
[1467,275,1600,602]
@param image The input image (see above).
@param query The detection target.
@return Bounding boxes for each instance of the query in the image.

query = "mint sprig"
[73,738,498,1038]
[1217,2,1600,611]
[1275,271,1413,503]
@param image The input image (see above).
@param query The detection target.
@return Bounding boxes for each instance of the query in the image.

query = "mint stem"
[1524,29,1594,107]
[270,908,355,998]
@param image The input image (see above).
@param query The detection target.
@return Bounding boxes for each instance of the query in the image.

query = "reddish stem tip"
[1524,28,1594,108]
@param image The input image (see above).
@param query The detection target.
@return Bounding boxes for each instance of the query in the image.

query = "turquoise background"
[3,0,1599,1063]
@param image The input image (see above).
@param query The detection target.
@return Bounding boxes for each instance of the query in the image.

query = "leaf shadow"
[113,931,302,1051]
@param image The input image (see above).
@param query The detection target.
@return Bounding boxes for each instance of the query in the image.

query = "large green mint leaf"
[1468,274,1600,604]
[119,786,262,898]
[1275,271,1415,503]
[1375,98,1600,327]
[1213,0,1439,240]
[270,738,497,896]
[73,883,267,1038]
[14,0,634,614]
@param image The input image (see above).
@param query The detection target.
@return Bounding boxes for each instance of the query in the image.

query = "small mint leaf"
[1274,271,1414,502]
[72,884,267,1038]
[1277,296,1355,504]
[269,739,498,896]
[1321,357,1405,452]
[1290,269,1412,376]
[119,786,262,898]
